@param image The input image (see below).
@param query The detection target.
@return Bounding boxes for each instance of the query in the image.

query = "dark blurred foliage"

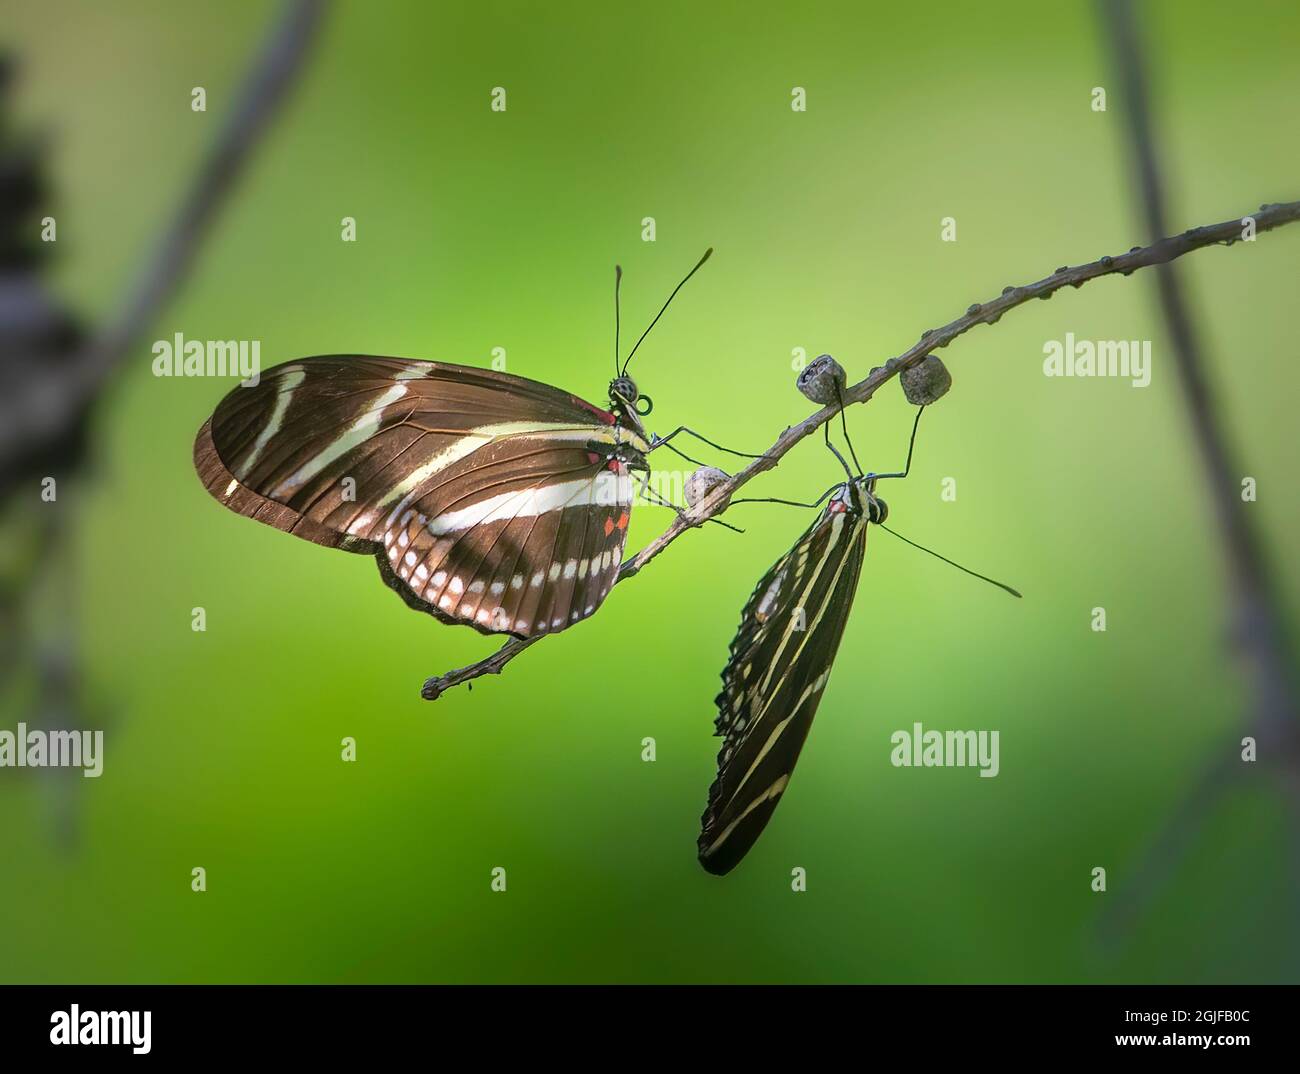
[0,3,326,847]
[0,53,90,844]
[0,53,87,502]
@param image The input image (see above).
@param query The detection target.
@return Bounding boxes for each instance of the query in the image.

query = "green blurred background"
[2,0,1297,983]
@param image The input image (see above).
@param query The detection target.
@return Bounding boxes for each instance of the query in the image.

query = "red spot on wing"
[616,511,629,531]
[574,396,617,425]
[603,517,615,536]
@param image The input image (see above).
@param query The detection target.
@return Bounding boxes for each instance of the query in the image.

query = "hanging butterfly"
[698,407,1020,874]
[193,249,756,639]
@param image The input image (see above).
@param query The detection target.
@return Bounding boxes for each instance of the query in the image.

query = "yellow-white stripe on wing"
[699,500,869,875]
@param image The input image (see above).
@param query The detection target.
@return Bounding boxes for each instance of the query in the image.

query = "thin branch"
[1096,0,1300,948]
[422,198,1300,700]
[0,0,328,471]
[422,635,542,701]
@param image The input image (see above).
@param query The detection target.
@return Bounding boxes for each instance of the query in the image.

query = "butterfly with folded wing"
[699,406,1021,874]
[193,250,742,639]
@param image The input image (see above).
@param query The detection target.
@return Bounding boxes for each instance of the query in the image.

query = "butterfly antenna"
[613,264,623,377]
[879,524,1022,598]
[622,247,713,376]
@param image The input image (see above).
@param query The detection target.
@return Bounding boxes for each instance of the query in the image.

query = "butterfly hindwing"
[376,439,633,635]
[195,355,644,637]
[699,490,869,875]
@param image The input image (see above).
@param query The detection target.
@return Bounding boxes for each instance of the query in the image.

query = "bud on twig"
[684,465,731,510]
[796,353,846,405]
[899,354,952,405]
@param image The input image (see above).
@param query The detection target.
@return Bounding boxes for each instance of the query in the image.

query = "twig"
[0,0,328,471]
[422,198,1300,700]
[1096,0,1299,947]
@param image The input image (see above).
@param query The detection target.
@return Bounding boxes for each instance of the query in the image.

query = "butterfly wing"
[194,355,643,637]
[698,499,869,875]
[374,435,634,636]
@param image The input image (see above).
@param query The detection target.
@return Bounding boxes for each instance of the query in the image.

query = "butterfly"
[193,250,744,639]
[698,408,1019,874]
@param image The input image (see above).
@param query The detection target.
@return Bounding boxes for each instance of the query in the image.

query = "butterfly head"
[609,373,652,426]
[859,475,889,524]
[609,373,638,406]
[827,478,888,524]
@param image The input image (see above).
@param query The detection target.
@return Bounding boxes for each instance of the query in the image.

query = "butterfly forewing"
[699,492,869,875]
[195,355,643,637]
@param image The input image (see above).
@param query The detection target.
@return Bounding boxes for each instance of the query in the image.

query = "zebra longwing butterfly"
[699,409,1018,874]
[698,475,885,874]
[193,252,719,639]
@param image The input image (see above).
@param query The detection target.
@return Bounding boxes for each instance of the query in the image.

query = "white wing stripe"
[379,424,620,532]
[755,513,847,699]
[732,668,830,800]
[235,368,305,479]
[425,473,631,536]
[272,384,409,496]
[702,775,790,859]
[382,425,614,520]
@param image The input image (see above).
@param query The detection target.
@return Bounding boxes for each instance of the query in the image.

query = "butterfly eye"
[871,497,889,524]
[610,374,640,405]
[634,394,654,416]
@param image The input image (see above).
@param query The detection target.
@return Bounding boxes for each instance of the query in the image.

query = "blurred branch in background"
[1096,0,1299,950]
[0,0,327,490]
[0,0,327,843]
[424,199,1300,700]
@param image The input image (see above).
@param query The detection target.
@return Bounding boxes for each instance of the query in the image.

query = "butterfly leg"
[650,437,710,469]
[822,419,856,482]
[832,381,864,475]
[649,426,772,461]
[872,405,926,481]
[729,483,842,511]
[631,471,744,534]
